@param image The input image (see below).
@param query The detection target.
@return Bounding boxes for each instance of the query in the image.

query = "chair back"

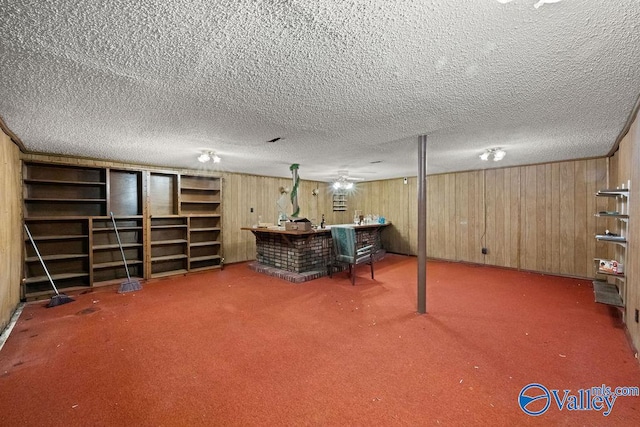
[330,226,356,263]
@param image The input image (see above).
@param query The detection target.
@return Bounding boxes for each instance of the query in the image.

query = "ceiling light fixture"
[332,178,355,190]
[533,0,562,8]
[197,150,221,163]
[480,148,507,162]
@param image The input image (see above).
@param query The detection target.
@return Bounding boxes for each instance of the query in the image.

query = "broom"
[110,212,142,293]
[24,224,75,308]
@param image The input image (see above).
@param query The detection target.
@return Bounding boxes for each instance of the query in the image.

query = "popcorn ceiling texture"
[1,0,639,180]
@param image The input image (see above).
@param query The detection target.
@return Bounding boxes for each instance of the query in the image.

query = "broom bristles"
[47,294,74,308]
[118,280,142,294]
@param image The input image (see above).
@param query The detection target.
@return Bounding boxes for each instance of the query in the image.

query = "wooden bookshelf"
[22,161,223,300]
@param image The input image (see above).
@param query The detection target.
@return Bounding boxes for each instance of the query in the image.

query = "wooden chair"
[329,226,374,285]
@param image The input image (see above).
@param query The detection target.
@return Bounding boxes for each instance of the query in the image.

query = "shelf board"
[24,272,89,285]
[184,214,221,218]
[151,225,188,229]
[190,241,221,247]
[180,185,220,191]
[92,215,143,220]
[151,269,188,278]
[151,239,188,246]
[25,216,91,221]
[24,285,91,299]
[189,265,222,272]
[595,235,627,245]
[180,200,221,204]
[25,253,88,262]
[92,227,143,232]
[595,189,629,197]
[593,280,624,307]
[24,179,106,186]
[595,270,625,279]
[190,255,222,262]
[93,260,143,269]
[151,254,188,262]
[594,213,629,219]
[25,198,107,203]
[93,243,143,250]
[190,227,221,232]
[25,234,89,241]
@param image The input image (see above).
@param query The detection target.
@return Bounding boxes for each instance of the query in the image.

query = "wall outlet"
[481,247,488,255]
[250,207,254,213]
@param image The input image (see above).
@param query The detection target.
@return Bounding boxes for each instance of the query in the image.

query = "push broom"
[23,224,75,308]
[110,212,142,293]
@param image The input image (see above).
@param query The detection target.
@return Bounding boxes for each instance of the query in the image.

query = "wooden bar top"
[241,222,391,236]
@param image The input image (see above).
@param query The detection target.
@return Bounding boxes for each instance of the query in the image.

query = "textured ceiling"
[1,0,639,182]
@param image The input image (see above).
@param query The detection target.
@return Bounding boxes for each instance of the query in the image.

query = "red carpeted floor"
[1,255,639,426]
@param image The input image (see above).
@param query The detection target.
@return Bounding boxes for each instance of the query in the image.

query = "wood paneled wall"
[345,158,608,279]
[611,112,639,352]
[0,129,22,331]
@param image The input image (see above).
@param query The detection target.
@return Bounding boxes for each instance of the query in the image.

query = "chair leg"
[351,263,355,286]
[370,259,374,279]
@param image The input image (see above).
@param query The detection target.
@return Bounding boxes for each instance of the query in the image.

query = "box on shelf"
[285,217,312,232]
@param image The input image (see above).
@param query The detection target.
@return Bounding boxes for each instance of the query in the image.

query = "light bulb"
[198,152,211,163]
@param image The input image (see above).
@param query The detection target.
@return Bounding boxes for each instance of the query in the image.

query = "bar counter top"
[241,222,390,235]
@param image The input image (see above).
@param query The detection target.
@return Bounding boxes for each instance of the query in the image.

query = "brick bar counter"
[241,223,390,283]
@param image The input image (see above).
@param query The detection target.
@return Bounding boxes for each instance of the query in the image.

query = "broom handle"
[24,224,60,296]
[110,212,132,281]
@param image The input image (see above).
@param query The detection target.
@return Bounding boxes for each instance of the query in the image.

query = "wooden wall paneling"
[426,174,443,258]
[548,163,561,273]
[0,130,22,330]
[149,173,177,216]
[495,167,509,267]
[425,175,436,258]
[109,169,142,216]
[535,164,548,272]
[455,172,469,262]
[557,162,574,275]
[520,166,544,270]
[380,179,395,253]
[407,177,418,256]
[222,173,241,263]
[624,115,639,351]
[507,167,521,269]
[587,158,608,277]
[573,160,589,277]
[486,170,500,266]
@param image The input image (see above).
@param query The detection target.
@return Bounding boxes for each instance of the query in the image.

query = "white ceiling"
[1,0,639,182]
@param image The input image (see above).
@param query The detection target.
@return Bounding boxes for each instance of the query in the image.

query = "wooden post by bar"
[417,135,427,314]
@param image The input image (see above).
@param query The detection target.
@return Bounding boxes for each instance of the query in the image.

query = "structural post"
[417,135,428,314]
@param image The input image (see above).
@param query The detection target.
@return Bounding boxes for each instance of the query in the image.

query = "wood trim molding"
[0,116,26,152]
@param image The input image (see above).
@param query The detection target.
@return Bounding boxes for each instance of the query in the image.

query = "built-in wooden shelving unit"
[22,162,223,300]
[593,187,629,308]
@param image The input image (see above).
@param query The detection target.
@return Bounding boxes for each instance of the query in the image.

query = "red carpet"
[1,255,639,426]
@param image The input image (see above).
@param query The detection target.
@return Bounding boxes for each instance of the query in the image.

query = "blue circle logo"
[518,383,551,416]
